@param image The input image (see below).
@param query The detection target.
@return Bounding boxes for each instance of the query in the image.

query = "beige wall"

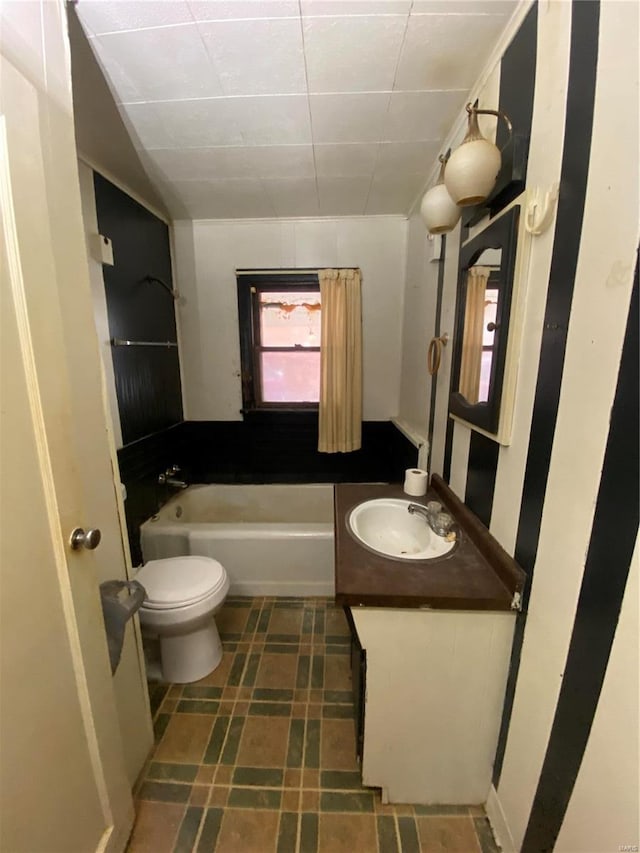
[172,216,408,422]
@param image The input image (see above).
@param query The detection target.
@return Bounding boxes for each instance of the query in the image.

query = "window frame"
[237,272,321,412]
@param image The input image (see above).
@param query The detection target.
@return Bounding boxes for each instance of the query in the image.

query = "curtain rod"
[236,268,360,275]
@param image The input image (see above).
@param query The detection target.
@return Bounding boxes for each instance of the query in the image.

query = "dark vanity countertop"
[334,476,526,611]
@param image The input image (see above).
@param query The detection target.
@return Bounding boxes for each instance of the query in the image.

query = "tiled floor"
[128,597,500,853]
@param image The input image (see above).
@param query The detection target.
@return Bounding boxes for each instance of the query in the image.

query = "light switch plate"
[90,233,114,266]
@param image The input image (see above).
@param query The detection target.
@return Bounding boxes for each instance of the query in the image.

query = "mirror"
[450,206,520,437]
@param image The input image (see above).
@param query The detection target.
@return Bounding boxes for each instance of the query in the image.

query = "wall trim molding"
[486,785,516,853]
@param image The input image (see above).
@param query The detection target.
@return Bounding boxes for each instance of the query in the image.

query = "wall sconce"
[420,152,462,235]
[444,103,513,207]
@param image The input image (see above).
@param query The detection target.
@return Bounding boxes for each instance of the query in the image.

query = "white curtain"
[318,269,363,453]
[458,266,491,403]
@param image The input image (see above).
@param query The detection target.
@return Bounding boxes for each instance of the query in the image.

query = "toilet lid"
[136,556,227,610]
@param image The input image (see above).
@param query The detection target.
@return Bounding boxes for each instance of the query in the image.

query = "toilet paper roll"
[404,468,428,497]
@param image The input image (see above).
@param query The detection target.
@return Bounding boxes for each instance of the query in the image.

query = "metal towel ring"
[427,333,449,376]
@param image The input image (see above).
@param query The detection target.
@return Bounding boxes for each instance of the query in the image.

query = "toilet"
[136,556,230,684]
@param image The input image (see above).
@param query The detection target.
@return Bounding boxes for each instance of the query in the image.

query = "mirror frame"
[449,205,520,436]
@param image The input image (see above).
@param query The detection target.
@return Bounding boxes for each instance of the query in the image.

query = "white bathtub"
[140,484,335,597]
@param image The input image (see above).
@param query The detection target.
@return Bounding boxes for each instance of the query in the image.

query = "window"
[237,273,321,410]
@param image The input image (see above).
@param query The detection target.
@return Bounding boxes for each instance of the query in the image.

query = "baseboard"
[229,581,335,597]
[486,785,517,853]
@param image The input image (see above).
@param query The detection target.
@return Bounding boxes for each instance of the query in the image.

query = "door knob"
[70,527,102,551]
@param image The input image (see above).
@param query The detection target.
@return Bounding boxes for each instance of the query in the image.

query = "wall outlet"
[90,233,114,266]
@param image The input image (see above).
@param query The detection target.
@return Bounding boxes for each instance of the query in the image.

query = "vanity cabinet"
[349,606,514,805]
[333,477,525,805]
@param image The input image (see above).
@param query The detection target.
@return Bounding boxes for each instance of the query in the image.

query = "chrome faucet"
[158,465,188,489]
[408,501,454,538]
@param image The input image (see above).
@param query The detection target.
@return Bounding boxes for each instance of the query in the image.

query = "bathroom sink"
[347,498,455,561]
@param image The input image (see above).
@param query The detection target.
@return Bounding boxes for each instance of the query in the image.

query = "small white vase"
[420,181,461,234]
[445,109,502,207]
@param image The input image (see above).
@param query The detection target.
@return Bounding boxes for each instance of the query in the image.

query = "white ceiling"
[77,0,516,220]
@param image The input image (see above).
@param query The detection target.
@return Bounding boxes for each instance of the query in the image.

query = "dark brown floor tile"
[196,808,223,852]
[127,801,185,853]
[241,652,261,687]
[300,813,319,853]
[287,718,305,768]
[162,699,178,714]
[196,766,215,785]
[154,715,214,764]
[227,787,281,810]
[377,815,400,853]
[320,770,362,790]
[302,789,320,811]
[173,806,204,853]
[277,812,299,853]
[209,786,229,808]
[325,608,350,637]
[248,701,291,717]
[397,816,420,853]
[215,808,280,852]
[236,715,290,767]
[182,685,223,700]
[320,718,358,771]
[318,813,377,853]
[302,769,320,789]
[282,789,300,811]
[147,762,198,783]
[176,699,220,715]
[190,786,209,807]
[284,768,302,788]
[138,781,191,804]
[203,716,230,766]
[217,605,252,638]
[416,816,482,853]
[413,804,470,816]
[323,655,352,691]
[255,653,299,689]
[154,713,171,744]
[268,607,305,636]
[232,766,284,787]
[215,766,233,785]
[220,716,245,765]
[320,791,375,813]
[305,719,321,768]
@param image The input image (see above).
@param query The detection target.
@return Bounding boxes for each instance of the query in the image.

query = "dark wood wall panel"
[93,172,182,444]
[465,431,500,528]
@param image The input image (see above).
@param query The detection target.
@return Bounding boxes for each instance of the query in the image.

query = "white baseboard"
[486,785,517,853]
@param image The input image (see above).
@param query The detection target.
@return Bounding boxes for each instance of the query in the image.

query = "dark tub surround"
[175,417,417,485]
[334,475,525,611]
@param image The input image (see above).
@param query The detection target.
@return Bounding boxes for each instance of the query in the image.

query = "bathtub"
[140,484,335,597]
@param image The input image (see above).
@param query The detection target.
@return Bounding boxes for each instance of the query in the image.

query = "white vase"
[445,109,502,207]
[420,182,461,234]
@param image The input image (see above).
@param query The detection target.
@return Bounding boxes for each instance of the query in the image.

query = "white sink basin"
[347,498,455,561]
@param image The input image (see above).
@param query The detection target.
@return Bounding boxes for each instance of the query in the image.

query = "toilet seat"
[137,556,227,611]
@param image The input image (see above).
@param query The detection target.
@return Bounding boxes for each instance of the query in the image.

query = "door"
[1,3,145,850]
